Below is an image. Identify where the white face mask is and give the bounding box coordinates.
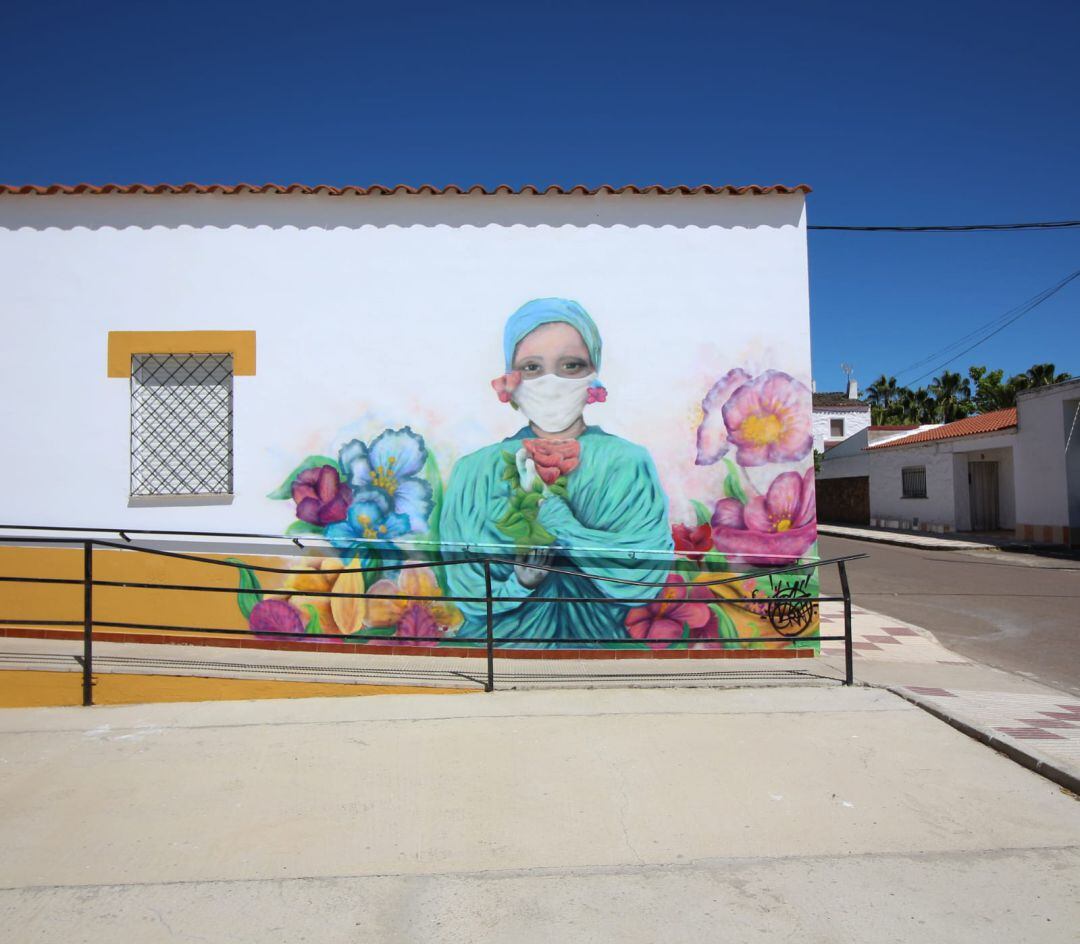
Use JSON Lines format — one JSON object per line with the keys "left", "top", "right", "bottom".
{"left": 512, "top": 372, "right": 596, "bottom": 434}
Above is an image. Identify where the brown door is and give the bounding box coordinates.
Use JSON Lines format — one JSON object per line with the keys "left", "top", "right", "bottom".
{"left": 968, "top": 461, "right": 999, "bottom": 531}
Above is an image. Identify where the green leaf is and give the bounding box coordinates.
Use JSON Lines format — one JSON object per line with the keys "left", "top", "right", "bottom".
{"left": 521, "top": 492, "right": 541, "bottom": 510}
{"left": 710, "top": 603, "right": 740, "bottom": 641}
{"left": 267, "top": 455, "right": 341, "bottom": 500}
{"left": 722, "top": 459, "right": 749, "bottom": 506}
{"left": 352, "top": 624, "right": 397, "bottom": 638}
{"left": 527, "top": 521, "right": 556, "bottom": 546}
{"left": 690, "top": 499, "right": 713, "bottom": 527}
{"left": 227, "top": 558, "right": 263, "bottom": 619}
{"left": 302, "top": 604, "right": 321, "bottom": 633}
{"left": 285, "top": 519, "right": 324, "bottom": 536}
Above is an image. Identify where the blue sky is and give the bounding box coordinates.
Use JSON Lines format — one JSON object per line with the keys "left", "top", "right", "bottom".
{"left": 2, "top": 0, "right": 1078, "bottom": 393}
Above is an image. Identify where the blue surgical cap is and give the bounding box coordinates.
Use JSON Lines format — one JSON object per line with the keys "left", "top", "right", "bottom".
{"left": 503, "top": 298, "right": 602, "bottom": 374}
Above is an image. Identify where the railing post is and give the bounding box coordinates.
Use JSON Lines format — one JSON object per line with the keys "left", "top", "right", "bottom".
{"left": 837, "top": 559, "right": 853, "bottom": 686}
{"left": 484, "top": 559, "right": 494, "bottom": 693}
{"left": 82, "top": 540, "right": 94, "bottom": 706}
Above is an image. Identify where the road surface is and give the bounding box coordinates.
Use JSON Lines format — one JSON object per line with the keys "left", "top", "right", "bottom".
{"left": 820, "top": 535, "right": 1080, "bottom": 696}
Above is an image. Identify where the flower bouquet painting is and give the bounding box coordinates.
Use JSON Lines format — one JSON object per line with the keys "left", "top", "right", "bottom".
{"left": 230, "top": 426, "right": 464, "bottom": 645}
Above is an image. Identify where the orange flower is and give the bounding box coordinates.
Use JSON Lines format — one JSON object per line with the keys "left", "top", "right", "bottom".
{"left": 366, "top": 567, "right": 463, "bottom": 645}
{"left": 284, "top": 557, "right": 368, "bottom": 635}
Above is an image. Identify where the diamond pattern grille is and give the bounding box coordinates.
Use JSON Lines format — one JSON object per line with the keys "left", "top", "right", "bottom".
{"left": 130, "top": 353, "right": 234, "bottom": 496}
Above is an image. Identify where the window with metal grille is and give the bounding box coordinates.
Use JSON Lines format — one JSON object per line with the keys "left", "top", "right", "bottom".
{"left": 901, "top": 466, "right": 927, "bottom": 499}
{"left": 130, "top": 353, "right": 234, "bottom": 497}
{"left": 830, "top": 418, "right": 844, "bottom": 437}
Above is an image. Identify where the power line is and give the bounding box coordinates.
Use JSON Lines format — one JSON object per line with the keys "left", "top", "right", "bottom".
{"left": 810, "top": 220, "right": 1080, "bottom": 232}
{"left": 902, "top": 268, "right": 1080, "bottom": 387}
{"left": 892, "top": 283, "right": 1053, "bottom": 379}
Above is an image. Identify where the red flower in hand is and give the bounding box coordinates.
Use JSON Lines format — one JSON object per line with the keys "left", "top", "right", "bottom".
{"left": 523, "top": 438, "right": 581, "bottom": 485}
{"left": 491, "top": 370, "right": 523, "bottom": 403}
{"left": 673, "top": 523, "right": 712, "bottom": 557}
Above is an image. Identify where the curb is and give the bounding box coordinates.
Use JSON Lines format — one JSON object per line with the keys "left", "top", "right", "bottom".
{"left": 887, "top": 685, "right": 1080, "bottom": 797}
{"left": 817, "top": 525, "right": 999, "bottom": 552}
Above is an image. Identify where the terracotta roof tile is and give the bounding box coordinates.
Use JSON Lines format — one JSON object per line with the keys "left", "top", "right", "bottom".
{"left": 813, "top": 391, "right": 869, "bottom": 410}
{"left": 0, "top": 182, "right": 811, "bottom": 198}
{"left": 868, "top": 409, "right": 1018, "bottom": 450}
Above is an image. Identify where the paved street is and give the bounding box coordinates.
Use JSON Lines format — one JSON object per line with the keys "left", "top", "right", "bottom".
{"left": 821, "top": 536, "right": 1080, "bottom": 697}
{"left": 2, "top": 687, "right": 1079, "bottom": 943}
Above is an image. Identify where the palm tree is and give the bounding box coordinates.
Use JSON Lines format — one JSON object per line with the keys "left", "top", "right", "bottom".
{"left": 865, "top": 374, "right": 899, "bottom": 409}
{"left": 1024, "top": 363, "right": 1071, "bottom": 387}
{"left": 930, "top": 371, "right": 972, "bottom": 422}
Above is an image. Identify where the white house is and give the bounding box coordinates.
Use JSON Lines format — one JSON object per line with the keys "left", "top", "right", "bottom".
{"left": 818, "top": 378, "right": 1080, "bottom": 544}
{"left": 0, "top": 181, "right": 824, "bottom": 652}
{"left": 811, "top": 381, "right": 871, "bottom": 453}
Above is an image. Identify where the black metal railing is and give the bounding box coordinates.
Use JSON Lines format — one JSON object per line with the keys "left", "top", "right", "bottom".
{"left": 0, "top": 526, "right": 865, "bottom": 704}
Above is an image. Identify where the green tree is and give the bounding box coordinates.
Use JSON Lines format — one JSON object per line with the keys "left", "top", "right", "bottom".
{"left": 865, "top": 374, "right": 900, "bottom": 410}
{"left": 929, "top": 371, "right": 972, "bottom": 422}
{"left": 969, "top": 366, "right": 1010, "bottom": 412}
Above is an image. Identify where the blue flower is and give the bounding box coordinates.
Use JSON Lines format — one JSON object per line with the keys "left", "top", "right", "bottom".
{"left": 325, "top": 490, "right": 411, "bottom": 557}
{"left": 339, "top": 427, "right": 432, "bottom": 533}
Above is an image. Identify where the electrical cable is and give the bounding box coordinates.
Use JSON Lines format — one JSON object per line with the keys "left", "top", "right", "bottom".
{"left": 901, "top": 268, "right": 1080, "bottom": 387}
{"left": 809, "top": 220, "right": 1080, "bottom": 232}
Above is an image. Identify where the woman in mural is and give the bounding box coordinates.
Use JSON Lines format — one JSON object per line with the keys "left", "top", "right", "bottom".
{"left": 440, "top": 297, "right": 673, "bottom": 645}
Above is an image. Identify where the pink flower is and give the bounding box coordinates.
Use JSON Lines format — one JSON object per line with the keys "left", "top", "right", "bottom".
{"left": 625, "top": 575, "right": 718, "bottom": 650}
{"left": 291, "top": 465, "right": 352, "bottom": 526}
{"left": 711, "top": 469, "right": 816, "bottom": 566}
{"left": 695, "top": 369, "right": 812, "bottom": 467}
{"left": 586, "top": 385, "right": 608, "bottom": 404}
{"left": 491, "top": 370, "right": 523, "bottom": 403}
{"left": 249, "top": 598, "right": 306, "bottom": 638}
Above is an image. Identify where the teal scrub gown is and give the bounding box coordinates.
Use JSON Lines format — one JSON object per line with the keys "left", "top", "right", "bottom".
{"left": 439, "top": 426, "right": 673, "bottom": 646}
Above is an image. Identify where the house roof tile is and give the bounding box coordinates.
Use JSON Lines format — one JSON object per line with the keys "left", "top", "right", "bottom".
{"left": 812, "top": 391, "right": 869, "bottom": 410}
{"left": 868, "top": 408, "right": 1018, "bottom": 450}
{"left": 0, "top": 182, "right": 811, "bottom": 198}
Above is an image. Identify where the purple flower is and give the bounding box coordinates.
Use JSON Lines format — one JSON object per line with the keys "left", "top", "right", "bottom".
{"left": 696, "top": 369, "right": 813, "bottom": 467}
{"left": 711, "top": 469, "right": 816, "bottom": 566}
{"left": 249, "top": 598, "right": 306, "bottom": 638}
{"left": 291, "top": 465, "right": 352, "bottom": 526}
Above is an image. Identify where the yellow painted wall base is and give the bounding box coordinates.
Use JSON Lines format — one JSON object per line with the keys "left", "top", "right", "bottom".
{"left": 0, "top": 670, "right": 472, "bottom": 708}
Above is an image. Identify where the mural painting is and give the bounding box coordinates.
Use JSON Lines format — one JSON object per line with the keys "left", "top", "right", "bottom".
{"left": 236, "top": 298, "right": 818, "bottom": 651}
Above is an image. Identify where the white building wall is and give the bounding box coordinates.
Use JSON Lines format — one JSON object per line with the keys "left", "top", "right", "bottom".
{"left": 0, "top": 191, "right": 811, "bottom": 534}
{"left": 868, "top": 430, "right": 1018, "bottom": 532}
{"left": 1013, "top": 379, "right": 1080, "bottom": 541}
{"left": 869, "top": 445, "right": 958, "bottom": 530}
{"left": 816, "top": 428, "right": 870, "bottom": 479}
{"left": 951, "top": 444, "right": 1015, "bottom": 531}
{"left": 812, "top": 408, "right": 870, "bottom": 453}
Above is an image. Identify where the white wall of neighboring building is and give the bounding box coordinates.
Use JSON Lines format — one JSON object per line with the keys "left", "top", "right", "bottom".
{"left": 0, "top": 191, "right": 811, "bottom": 534}
{"left": 867, "top": 430, "right": 1017, "bottom": 533}
{"left": 1013, "top": 379, "right": 1080, "bottom": 543}
{"left": 868, "top": 445, "right": 959, "bottom": 530}
{"left": 816, "top": 428, "right": 870, "bottom": 479}
{"left": 812, "top": 408, "right": 870, "bottom": 453}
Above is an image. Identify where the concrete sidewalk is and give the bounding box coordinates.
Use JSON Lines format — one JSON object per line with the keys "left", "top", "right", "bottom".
{"left": 818, "top": 522, "right": 1001, "bottom": 550}
{"left": 817, "top": 604, "right": 1080, "bottom": 793}
{"left": 1, "top": 686, "right": 1079, "bottom": 943}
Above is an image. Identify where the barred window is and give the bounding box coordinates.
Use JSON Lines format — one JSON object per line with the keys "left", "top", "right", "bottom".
{"left": 901, "top": 466, "right": 927, "bottom": 499}
{"left": 130, "top": 353, "right": 234, "bottom": 497}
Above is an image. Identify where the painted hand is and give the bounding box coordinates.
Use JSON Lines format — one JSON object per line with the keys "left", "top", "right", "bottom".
{"left": 514, "top": 547, "right": 553, "bottom": 589}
